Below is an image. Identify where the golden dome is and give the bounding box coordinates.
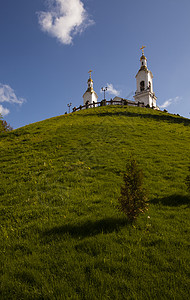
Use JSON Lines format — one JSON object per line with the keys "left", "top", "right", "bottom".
{"left": 140, "top": 55, "right": 147, "bottom": 60}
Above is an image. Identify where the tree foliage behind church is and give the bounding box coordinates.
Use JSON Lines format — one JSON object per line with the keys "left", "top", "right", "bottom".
{"left": 0, "top": 114, "right": 13, "bottom": 133}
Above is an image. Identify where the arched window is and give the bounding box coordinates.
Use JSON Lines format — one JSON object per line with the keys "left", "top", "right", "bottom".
{"left": 149, "top": 81, "right": 151, "bottom": 91}
{"left": 140, "top": 81, "right": 145, "bottom": 91}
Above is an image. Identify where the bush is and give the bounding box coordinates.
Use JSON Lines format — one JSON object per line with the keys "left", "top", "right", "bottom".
{"left": 118, "top": 157, "right": 149, "bottom": 222}
{"left": 185, "top": 166, "right": 190, "bottom": 193}
{"left": 0, "top": 115, "right": 13, "bottom": 133}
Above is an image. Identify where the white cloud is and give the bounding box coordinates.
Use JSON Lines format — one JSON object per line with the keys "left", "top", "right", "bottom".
{"left": 160, "top": 96, "right": 182, "bottom": 109}
{"left": 0, "top": 105, "right": 10, "bottom": 116}
{"left": 101, "top": 83, "right": 120, "bottom": 96}
{"left": 107, "top": 83, "right": 120, "bottom": 96}
{"left": 38, "top": 0, "right": 94, "bottom": 45}
{"left": 0, "top": 84, "right": 25, "bottom": 105}
{"left": 0, "top": 83, "right": 26, "bottom": 116}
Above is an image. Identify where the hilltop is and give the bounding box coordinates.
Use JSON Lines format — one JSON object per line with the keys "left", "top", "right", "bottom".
{"left": 0, "top": 106, "right": 190, "bottom": 299}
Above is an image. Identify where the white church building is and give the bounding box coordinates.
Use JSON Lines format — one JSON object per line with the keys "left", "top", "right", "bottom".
{"left": 134, "top": 46, "right": 157, "bottom": 108}
{"left": 83, "top": 70, "right": 98, "bottom": 106}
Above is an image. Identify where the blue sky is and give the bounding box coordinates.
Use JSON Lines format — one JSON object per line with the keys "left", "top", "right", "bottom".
{"left": 0, "top": 0, "right": 190, "bottom": 129}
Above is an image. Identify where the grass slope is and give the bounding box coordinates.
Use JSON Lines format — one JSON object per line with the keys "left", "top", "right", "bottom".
{"left": 0, "top": 106, "right": 190, "bottom": 299}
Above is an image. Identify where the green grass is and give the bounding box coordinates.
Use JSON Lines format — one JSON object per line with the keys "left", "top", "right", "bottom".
{"left": 0, "top": 106, "right": 190, "bottom": 299}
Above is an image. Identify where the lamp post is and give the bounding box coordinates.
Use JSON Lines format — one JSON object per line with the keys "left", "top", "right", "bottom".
{"left": 67, "top": 102, "right": 72, "bottom": 113}
{"left": 101, "top": 87, "right": 107, "bottom": 100}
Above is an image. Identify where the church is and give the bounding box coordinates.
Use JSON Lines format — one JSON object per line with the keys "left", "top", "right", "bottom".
{"left": 133, "top": 46, "right": 157, "bottom": 108}
{"left": 82, "top": 46, "right": 157, "bottom": 109}
{"left": 83, "top": 70, "right": 98, "bottom": 106}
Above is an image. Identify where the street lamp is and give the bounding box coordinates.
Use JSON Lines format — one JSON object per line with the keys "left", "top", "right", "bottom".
{"left": 67, "top": 102, "right": 72, "bottom": 113}
{"left": 101, "top": 87, "right": 107, "bottom": 100}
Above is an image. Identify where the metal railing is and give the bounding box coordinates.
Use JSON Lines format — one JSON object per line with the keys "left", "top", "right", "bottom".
{"left": 72, "top": 99, "right": 145, "bottom": 113}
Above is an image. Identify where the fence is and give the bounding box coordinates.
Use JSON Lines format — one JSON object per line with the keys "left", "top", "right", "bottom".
{"left": 72, "top": 99, "right": 145, "bottom": 113}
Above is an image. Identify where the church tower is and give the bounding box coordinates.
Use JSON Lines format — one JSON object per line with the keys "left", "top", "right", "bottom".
{"left": 134, "top": 46, "right": 157, "bottom": 108}
{"left": 83, "top": 70, "right": 98, "bottom": 106}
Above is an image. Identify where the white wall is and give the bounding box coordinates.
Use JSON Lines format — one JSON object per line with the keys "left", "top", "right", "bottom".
{"left": 83, "top": 91, "right": 98, "bottom": 105}
{"left": 136, "top": 70, "right": 153, "bottom": 93}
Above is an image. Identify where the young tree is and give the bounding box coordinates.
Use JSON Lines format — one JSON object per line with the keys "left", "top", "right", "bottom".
{"left": 118, "top": 157, "right": 148, "bottom": 222}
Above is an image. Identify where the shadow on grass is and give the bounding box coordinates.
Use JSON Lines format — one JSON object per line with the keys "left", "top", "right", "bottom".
{"left": 151, "top": 194, "right": 190, "bottom": 207}
{"left": 79, "top": 108, "right": 190, "bottom": 126}
{"left": 42, "top": 217, "right": 129, "bottom": 240}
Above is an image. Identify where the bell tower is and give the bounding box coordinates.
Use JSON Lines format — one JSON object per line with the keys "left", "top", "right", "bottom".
{"left": 134, "top": 46, "right": 157, "bottom": 107}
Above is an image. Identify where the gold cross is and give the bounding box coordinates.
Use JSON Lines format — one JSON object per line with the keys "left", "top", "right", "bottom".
{"left": 140, "top": 45, "right": 146, "bottom": 55}
{"left": 88, "top": 70, "right": 92, "bottom": 79}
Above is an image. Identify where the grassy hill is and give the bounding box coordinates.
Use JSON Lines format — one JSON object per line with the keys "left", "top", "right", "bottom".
{"left": 0, "top": 106, "right": 190, "bottom": 299}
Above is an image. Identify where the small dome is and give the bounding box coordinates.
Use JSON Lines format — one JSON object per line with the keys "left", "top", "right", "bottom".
{"left": 88, "top": 78, "right": 93, "bottom": 82}
{"left": 140, "top": 55, "right": 146, "bottom": 60}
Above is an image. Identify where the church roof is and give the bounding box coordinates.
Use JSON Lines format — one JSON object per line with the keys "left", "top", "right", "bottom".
{"left": 135, "top": 68, "right": 153, "bottom": 78}
{"left": 139, "top": 65, "right": 148, "bottom": 71}
{"left": 83, "top": 89, "right": 98, "bottom": 98}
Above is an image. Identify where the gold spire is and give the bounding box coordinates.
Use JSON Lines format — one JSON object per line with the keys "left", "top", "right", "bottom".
{"left": 86, "top": 69, "right": 94, "bottom": 92}
{"left": 140, "top": 45, "right": 146, "bottom": 55}
{"left": 88, "top": 70, "right": 92, "bottom": 79}
{"left": 88, "top": 69, "right": 93, "bottom": 82}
